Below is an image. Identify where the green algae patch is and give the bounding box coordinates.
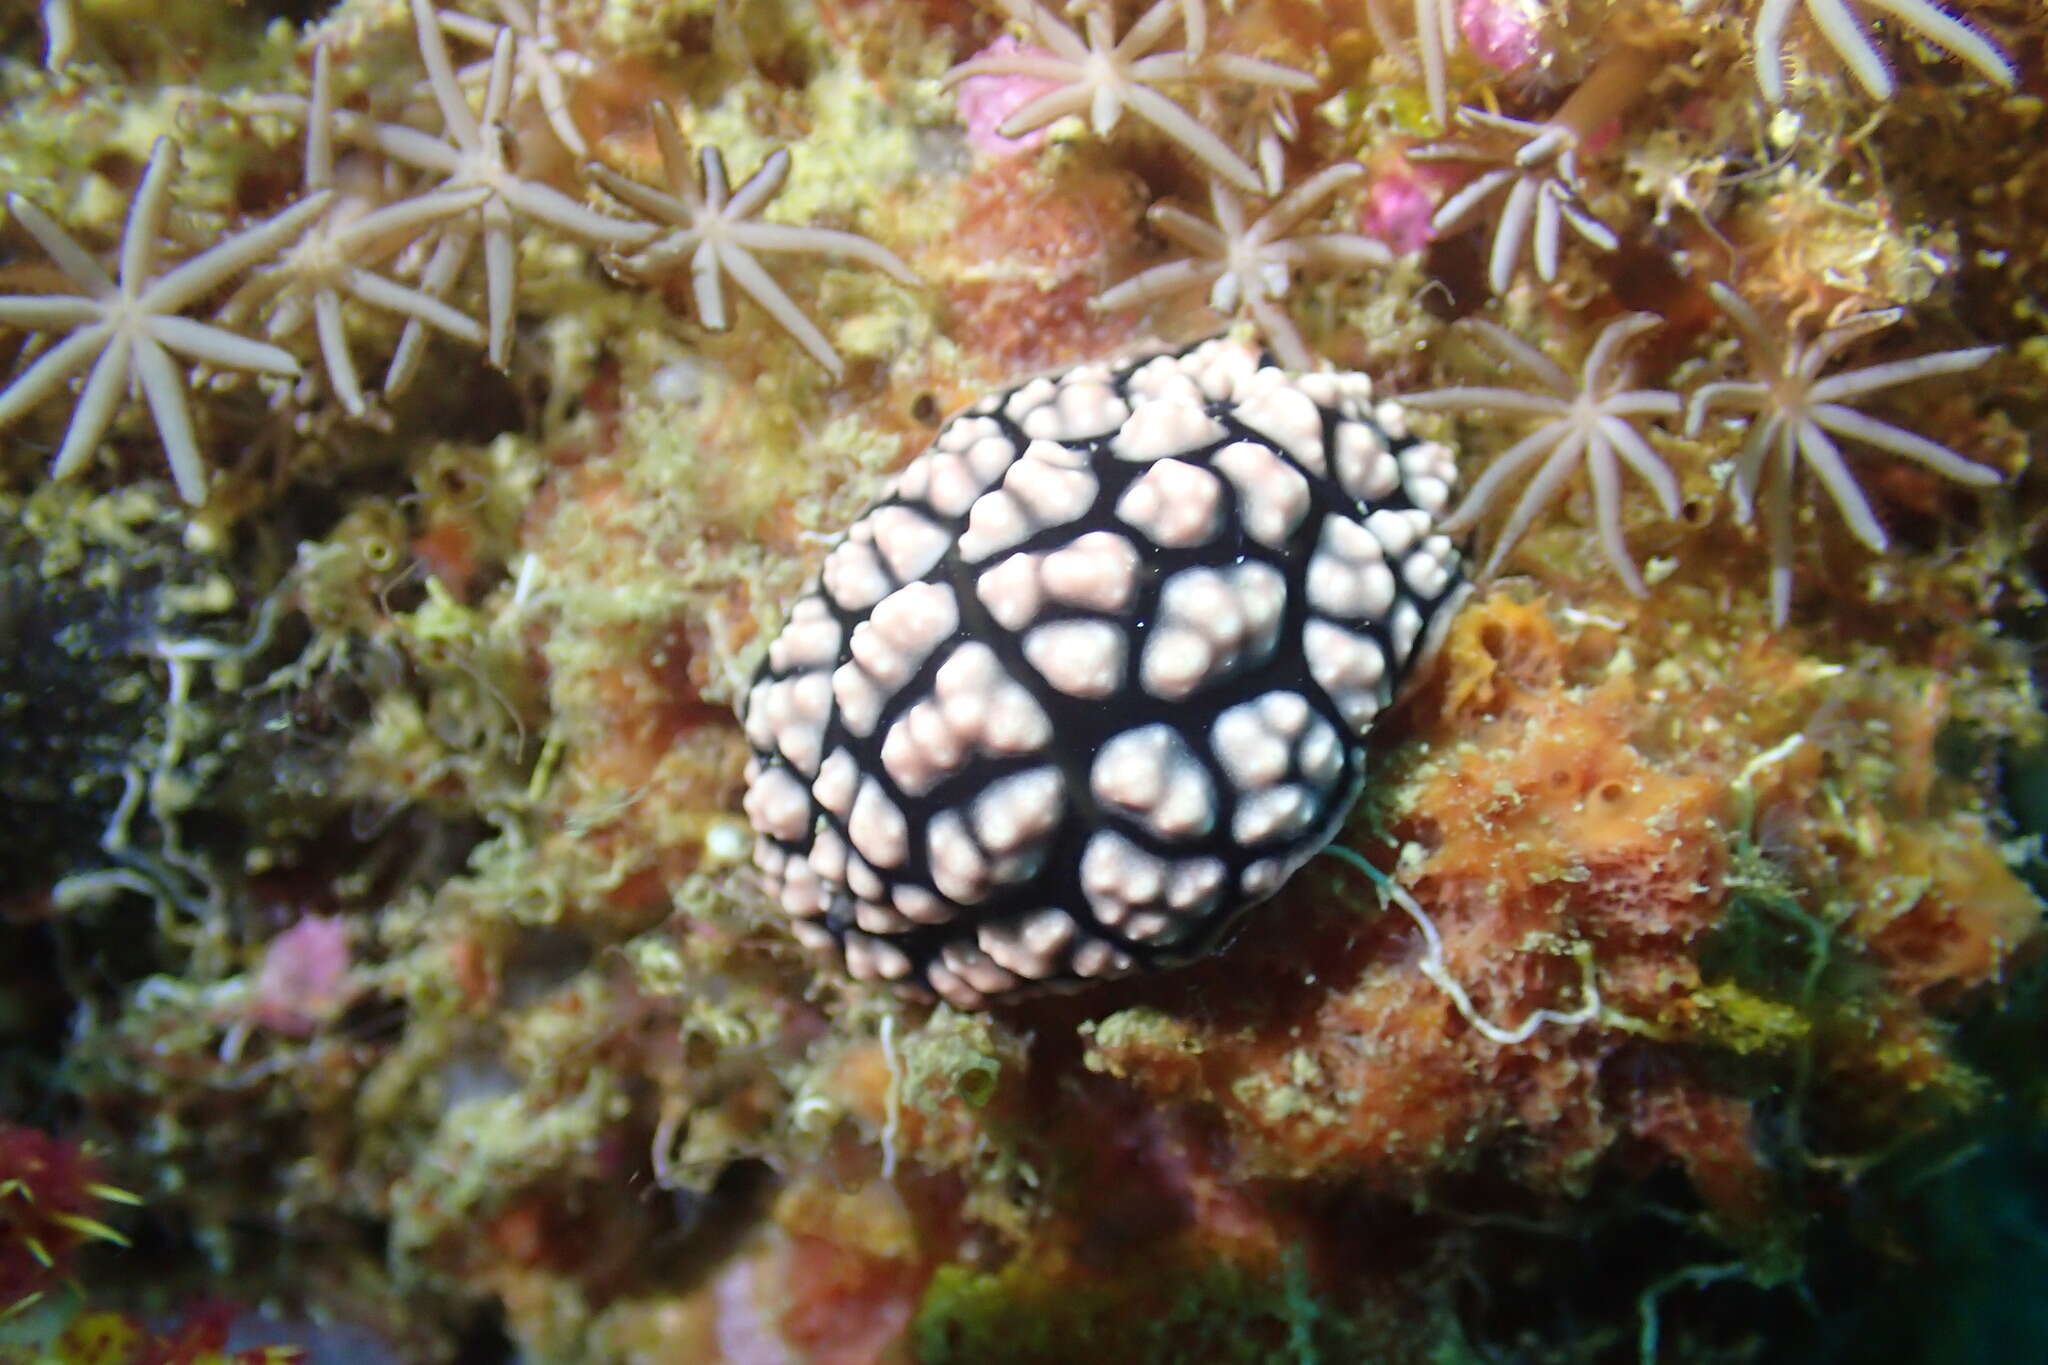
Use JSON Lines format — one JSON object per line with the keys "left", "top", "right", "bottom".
{"left": 911, "top": 1249, "right": 1393, "bottom": 1365}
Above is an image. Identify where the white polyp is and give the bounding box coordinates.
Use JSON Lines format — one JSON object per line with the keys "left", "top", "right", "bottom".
{"left": 937, "top": 415, "right": 1000, "bottom": 453}
{"left": 1115, "top": 458, "right": 1224, "bottom": 547}
{"left": 926, "top": 808, "right": 989, "bottom": 905}
{"left": 976, "top": 552, "right": 1045, "bottom": 631}
{"left": 1190, "top": 338, "right": 1260, "bottom": 402}
{"left": 1390, "top": 599, "right": 1424, "bottom": 660}
{"left": 807, "top": 826, "right": 849, "bottom": 882}
{"left": 955, "top": 490, "right": 1032, "bottom": 564}
{"left": 1400, "top": 440, "right": 1459, "bottom": 513}
{"left": 830, "top": 659, "right": 886, "bottom": 737}
{"left": 822, "top": 535, "right": 893, "bottom": 611}
{"left": 1212, "top": 439, "right": 1312, "bottom": 547}
{"left": 1071, "top": 939, "right": 1133, "bottom": 979}
{"left": 1334, "top": 420, "right": 1399, "bottom": 501}
{"left": 742, "top": 765, "right": 811, "bottom": 841}
{"left": 1023, "top": 619, "right": 1127, "bottom": 697}
{"left": 1365, "top": 506, "right": 1429, "bottom": 558}
{"left": 1212, "top": 699, "right": 1292, "bottom": 790}
{"left": 767, "top": 595, "right": 841, "bottom": 672}
{"left": 1403, "top": 543, "right": 1455, "bottom": 598}
{"left": 1126, "top": 354, "right": 1208, "bottom": 407}
{"left": 965, "top": 434, "right": 1020, "bottom": 484}
{"left": 857, "top": 581, "right": 959, "bottom": 683}
{"left": 1231, "top": 381, "right": 1327, "bottom": 473}
{"left": 1003, "top": 451, "right": 1098, "bottom": 526}
{"left": 1024, "top": 379, "right": 1130, "bottom": 441}
{"left": 880, "top": 701, "right": 960, "bottom": 797}
{"left": 978, "top": 906, "right": 1079, "bottom": 979}
{"left": 941, "top": 940, "right": 1022, "bottom": 997}
{"left": 1091, "top": 723, "right": 1215, "bottom": 840}
{"left": 811, "top": 747, "right": 862, "bottom": 817}
{"left": 848, "top": 777, "right": 910, "bottom": 868}
{"left": 846, "top": 854, "right": 886, "bottom": 904}
{"left": 1297, "top": 717, "right": 1344, "bottom": 786}
{"left": 1039, "top": 530, "right": 1140, "bottom": 612}
{"left": 1002, "top": 375, "right": 1057, "bottom": 425}
{"left": 779, "top": 859, "right": 832, "bottom": 917}
{"left": 1139, "top": 625, "right": 1216, "bottom": 700}
{"left": 1110, "top": 394, "right": 1227, "bottom": 461}
{"left": 1232, "top": 783, "right": 1313, "bottom": 844}
{"left": 894, "top": 882, "right": 953, "bottom": 924}
{"left": 971, "top": 765, "right": 1064, "bottom": 857}
{"left": 868, "top": 504, "right": 952, "bottom": 582}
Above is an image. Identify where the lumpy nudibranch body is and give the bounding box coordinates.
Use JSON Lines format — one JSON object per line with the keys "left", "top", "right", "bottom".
{"left": 742, "top": 338, "right": 1464, "bottom": 1007}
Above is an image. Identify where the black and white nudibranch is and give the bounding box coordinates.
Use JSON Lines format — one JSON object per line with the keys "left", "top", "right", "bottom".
{"left": 741, "top": 338, "right": 1464, "bottom": 1008}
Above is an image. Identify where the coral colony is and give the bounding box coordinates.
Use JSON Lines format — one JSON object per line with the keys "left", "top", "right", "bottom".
{"left": 585, "top": 100, "right": 920, "bottom": 380}
{"left": 0, "top": 141, "right": 330, "bottom": 502}
{"left": 1094, "top": 165, "right": 1392, "bottom": 371}
{"left": 3, "top": 0, "right": 2044, "bottom": 1359}
{"left": 1406, "top": 313, "right": 1681, "bottom": 593}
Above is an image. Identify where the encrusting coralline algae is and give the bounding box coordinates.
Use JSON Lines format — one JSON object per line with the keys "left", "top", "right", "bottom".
{"left": 2, "top": 0, "right": 2046, "bottom": 1362}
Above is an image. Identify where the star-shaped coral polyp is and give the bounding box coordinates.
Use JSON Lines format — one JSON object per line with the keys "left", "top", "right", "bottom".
{"left": 223, "top": 40, "right": 490, "bottom": 418}
{"left": 347, "top": 0, "right": 650, "bottom": 379}
{"left": 1685, "top": 283, "right": 1999, "bottom": 625}
{"left": 438, "top": 0, "right": 597, "bottom": 158}
{"left": 1751, "top": 0, "right": 2015, "bottom": 104}
{"left": 0, "top": 137, "right": 330, "bottom": 503}
{"left": 1095, "top": 165, "right": 1389, "bottom": 371}
{"left": 1414, "top": 108, "right": 1617, "bottom": 297}
{"left": 941, "top": 0, "right": 1315, "bottom": 196}
{"left": 1408, "top": 313, "right": 1683, "bottom": 594}
{"left": 587, "top": 101, "right": 918, "bottom": 378}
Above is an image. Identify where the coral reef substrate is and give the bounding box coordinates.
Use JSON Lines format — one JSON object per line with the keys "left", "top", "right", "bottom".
{"left": 2, "top": 0, "right": 2046, "bottom": 1362}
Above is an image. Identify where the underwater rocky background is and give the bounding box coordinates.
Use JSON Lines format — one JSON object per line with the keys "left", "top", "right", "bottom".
{"left": 2, "top": 0, "right": 2046, "bottom": 1361}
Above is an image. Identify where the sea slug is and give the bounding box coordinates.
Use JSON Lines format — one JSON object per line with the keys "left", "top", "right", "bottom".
{"left": 742, "top": 338, "right": 1464, "bottom": 1007}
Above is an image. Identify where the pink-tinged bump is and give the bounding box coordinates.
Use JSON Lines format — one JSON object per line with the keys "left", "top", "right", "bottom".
{"left": 1458, "top": 0, "right": 1544, "bottom": 73}
{"left": 1358, "top": 159, "right": 1442, "bottom": 255}
{"left": 955, "top": 37, "right": 1060, "bottom": 158}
